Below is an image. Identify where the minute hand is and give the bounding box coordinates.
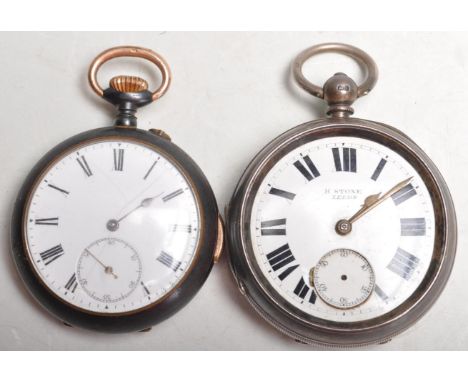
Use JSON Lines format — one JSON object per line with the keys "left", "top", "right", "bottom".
{"left": 348, "top": 176, "right": 413, "bottom": 224}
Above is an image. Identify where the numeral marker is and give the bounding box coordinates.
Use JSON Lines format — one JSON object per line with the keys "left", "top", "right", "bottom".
{"left": 113, "top": 148, "right": 124, "bottom": 171}
{"left": 266, "top": 243, "right": 294, "bottom": 270}
{"left": 269, "top": 187, "right": 296, "bottom": 201}
{"left": 64, "top": 273, "right": 78, "bottom": 294}
{"left": 391, "top": 184, "right": 417, "bottom": 205}
{"left": 76, "top": 155, "right": 92, "bottom": 177}
{"left": 387, "top": 247, "right": 420, "bottom": 280}
{"left": 332, "top": 147, "right": 357, "bottom": 172}
{"left": 162, "top": 189, "right": 184, "bottom": 203}
{"left": 35, "top": 217, "right": 59, "bottom": 226}
{"left": 261, "top": 218, "right": 286, "bottom": 236}
{"left": 47, "top": 184, "right": 69, "bottom": 195}
{"left": 374, "top": 284, "right": 388, "bottom": 301}
{"left": 39, "top": 244, "right": 64, "bottom": 265}
{"left": 293, "top": 277, "right": 317, "bottom": 304}
{"left": 293, "top": 277, "right": 309, "bottom": 299}
{"left": 371, "top": 158, "right": 387, "bottom": 181}
{"left": 141, "top": 281, "right": 151, "bottom": 296}
{"left": 171, "top": 224, "right": 192, "bottom": 233}
{"left": 157, "top": 251, "right": 181, "bottom": 272}
{"left": 293, "top": 155, "right": 320, "bottom": 181}
{"left": 400, "top": 218, "right": 426, "bottom": 236}
{"left": 143, "top": 159, "right": 158, "bottom": 180}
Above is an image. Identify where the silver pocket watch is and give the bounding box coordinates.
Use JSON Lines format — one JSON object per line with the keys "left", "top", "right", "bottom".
{"left": 227, "top": 43, "right": 457, "bottom": 346}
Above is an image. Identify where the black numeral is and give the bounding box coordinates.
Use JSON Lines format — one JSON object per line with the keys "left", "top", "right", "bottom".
{"left": 371, "top": 158, "right": 387, "bottom": 181}
{"left": 76, "top": 155, "right": 92, "bottom": 177}
{"left": 293, "top": 155, "right": 320, "bottom": 181}
{"left": 162, "top": 189, "right": 184, "bottom": 203}
{"left": 374, "top": 284, "right": 388, "bottom": 301}
{"left": 141, "top": 281, "right": 151, "bottom": 296}
{"left": 265, "top": 244, "right": 299, "bottom": 281}
{"left": 332, "top": 147, "right": 356, "bottom": 172}
{"left": 269, "top": 187, "right": 296, "bottom": 201}
{"left": 143, "top": 159, "right": 158, "bottom": 180}
{"left": 171, "top": 224, "right": 192, "bottom": 233}
{"left": 64, "top": 273, "right": 78, "bottom": 294}
{"left": 293, "top": 277, "right": 317, "bottom": 304}
{"left": 39, "top": 244, "right": 64, "bottom": 265}
{"left": 35, "top": 217, "right": 59, "bottom": 226}
{"left": 261, "top": 218, "right": 286, "bottom": 236}
{"left": 47, "top": 184, "right": 69, "bottom": 195}
{"left": 113, "top": 148, "right": 124, "bottom": 171}
{"left": 400, "top": 218, "right": 426, "bottom": 236}
{"left": 392, "top": 184, "right": 417, "bottom": 205}
{"left": 157, "top": 251, "right": 181, "bottom": 272}
{"left": 387, "top": 247, "right": 420, "bottom": 280}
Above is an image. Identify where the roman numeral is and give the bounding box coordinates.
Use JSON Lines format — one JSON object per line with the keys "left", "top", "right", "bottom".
{"left": 39, "top": 244, "right": 64, "bottom": 265}
{"left": 387, "top": 247, "right": 420, "bottom": 280}
{"left": 391, "top": 184, "right": 416, "bottom": 205}
{"left": 332, "top": 147, "right": 357, "bottom": 172}
{"left": 371, "top": 158, "right": 387, "bottom": 181}
{"left": 400, "top": 218, "right": 426, "bottom": 236}
{"left": 64, "top": 273, "right": 78, "bottom": 294}
{"left": 143, "top": 159, "right": 158, "bottom": 180}
{"left": 76, "top": 155, "right": 92, "bottom": 177}
{"left": 35, "top": 217, "right": 59, "bottom": 226}
{"left": 374, "top": 284, "right": 388, "bottom": 301}
{"left": 162, "top": 189, "right": 184, "bottom": 202}
{"left": 269, "top": 187, "right": 296, "bottom": 201}
{"left": 141, "top": 281, "right": 151, "bottom": 296}
{"left": 265, "top": 243, "right": 299, "bottom": 281}
{"left": 293, "top": 277, "right": 317, "bottom": 304}
{"left": 293, "top": 155, "right": 320, "bottom": 181}
{"left": 261, "top": 218, "right": 286, "bottom": 236}
{"left": 157, "top": 251, "right": 181, "bottom": 272}
{"left": 113, "top": 148, "right": 124, "bottom": 171}
{"left": 47, "top": 184, "right": 69, "bottom": 195}
{"left": 171, "top": 224, "right": 192, "bottom": 233}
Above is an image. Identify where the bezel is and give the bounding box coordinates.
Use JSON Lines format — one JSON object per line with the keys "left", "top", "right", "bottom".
{"left": 11, "top": 126, "right": 219, "bottom": 333}
{"left": 227, "top": 117, "right": 457, "bottom": 346}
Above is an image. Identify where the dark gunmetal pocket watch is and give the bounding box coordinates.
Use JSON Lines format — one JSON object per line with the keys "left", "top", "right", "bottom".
{"left": 227, "top": 43, "right": 457, "bottom": 346}
{"left": 11, "top": 46, "right": 223, "bottom": 333}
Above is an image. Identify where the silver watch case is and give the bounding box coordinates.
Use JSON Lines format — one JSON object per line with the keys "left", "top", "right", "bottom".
{"left": 226, "top": 117, "right": 457, "bottom": 347}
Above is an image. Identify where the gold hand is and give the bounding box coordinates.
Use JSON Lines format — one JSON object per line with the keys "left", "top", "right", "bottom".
{"left": 335, "top": 176, "right": 413, "bottom": 235}
{"left": 85, "top": 249, "right": 118, "bottom": 279}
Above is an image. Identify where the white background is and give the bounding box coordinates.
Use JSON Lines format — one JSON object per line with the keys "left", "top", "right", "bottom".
{"left": 0, "top": 32, "right": 466, "bottom": 350}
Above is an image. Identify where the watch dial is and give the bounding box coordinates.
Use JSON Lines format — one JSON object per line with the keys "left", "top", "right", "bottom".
{"left": 250, "top": 135, "right": 435, "bottom": 322}
{"left": 25, "top": 138, "right": 200, "bottom": 314}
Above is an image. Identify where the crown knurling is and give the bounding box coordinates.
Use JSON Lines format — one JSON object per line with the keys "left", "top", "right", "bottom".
{"left": 109, "top": 75, "right": 149, "bottom": 93}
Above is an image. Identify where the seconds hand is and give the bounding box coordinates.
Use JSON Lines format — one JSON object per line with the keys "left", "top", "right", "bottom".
{"left": 85, "top": 249, "right": 118, "bottom": 279}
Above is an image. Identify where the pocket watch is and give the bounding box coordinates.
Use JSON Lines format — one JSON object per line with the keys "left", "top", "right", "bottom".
{"left": 227, "top": 43, "right": 457, "bottom": 346}
{"left": 11, "top": 46, "right": 223, "bottom": 333}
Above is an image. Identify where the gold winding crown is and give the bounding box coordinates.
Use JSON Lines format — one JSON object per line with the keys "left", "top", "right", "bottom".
{"left": 109, "top": 75, "right": 149, "bottom": 93}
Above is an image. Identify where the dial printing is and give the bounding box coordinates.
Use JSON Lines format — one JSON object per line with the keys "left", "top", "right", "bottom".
{"left": 25, "top": 139, "right": 200, "bottom": 314}
{"left": 250, "top": 136, "right": 435, "bottom": 322}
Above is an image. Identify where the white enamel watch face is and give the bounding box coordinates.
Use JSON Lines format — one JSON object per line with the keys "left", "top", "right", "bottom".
{"left": 250, "top": 135, "right": 436, "bottom": 323}
{"left": 24, "top": 138, "right": 200, "bottom": 314}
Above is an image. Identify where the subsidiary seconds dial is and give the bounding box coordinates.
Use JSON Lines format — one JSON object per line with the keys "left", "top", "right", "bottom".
{"left": 312, "top": 248, "right": 375, "bottom": 309}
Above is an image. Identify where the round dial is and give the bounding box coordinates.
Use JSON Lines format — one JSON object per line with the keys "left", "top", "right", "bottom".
{"left": 250, "top": 135, "right": 435, "bottom": 322}
{"left": 312, "top": 248, "right": 375, "bottom": 309}
{"left": 24, "top": 138, "right": 200, "bottom": 314}
{"left": 77, "top": 238, "right": 142, "bottom": 304}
